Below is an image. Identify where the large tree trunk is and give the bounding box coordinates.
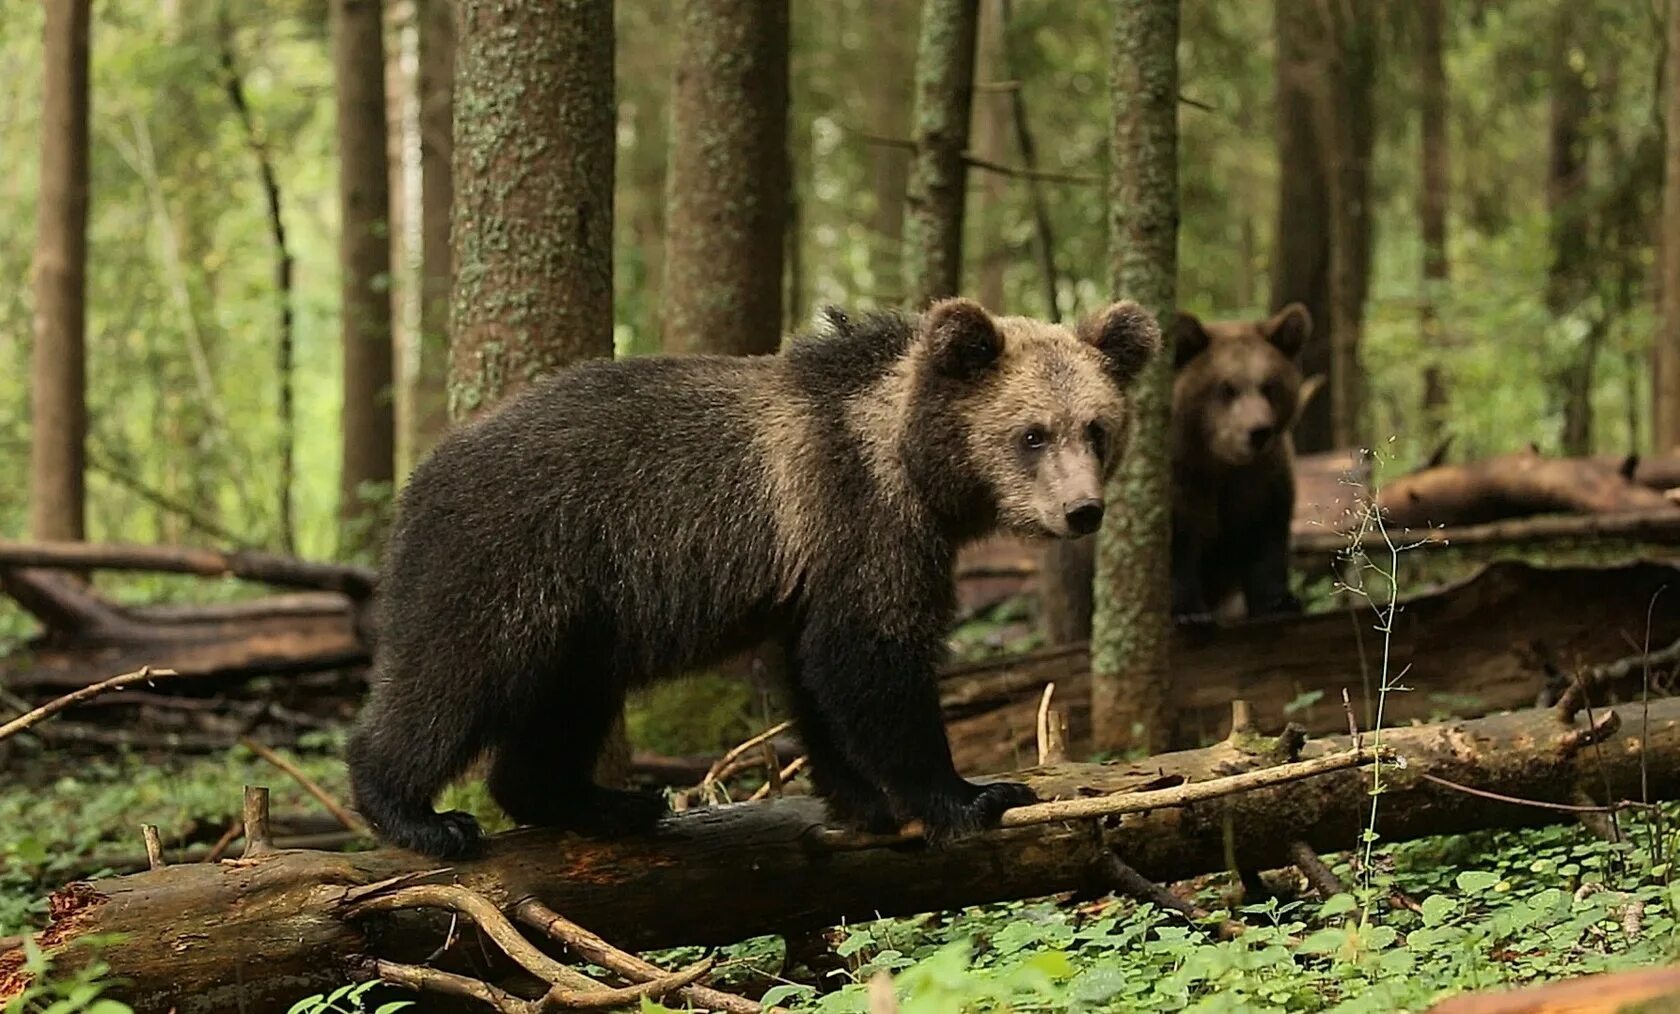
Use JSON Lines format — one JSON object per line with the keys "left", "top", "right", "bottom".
{"left": 1656, "top": 0, "right": 1680, "bottom": 452}
{"left": 970, "top": 0, "right": 1009, "bottom": 312}
{"left": 333, "top": 0, "right": 397, "bottom": 555}
{"left": 9, "top": 698, "right": 1679, "bottom": 1014}
{"left": 1270, "top": 0, "right": 1374, "bottom": 452}
{"left": 30, "top": 0, "right": 92, "bottom": 543}
{"left": 410, "top": 0, "right": 452, "bottom": 458}
{"left": 1546, "top": 6, "right": 1594, "bottom": 456}
{"left": 661, "top": 0, "right": 789, "bottom": 356}
{"left": 903, "top": 0, "right": 981, "bottom": 306}
{"left": 1091, "top": 0, "right": 1178, "bottom": 755}
{"left": 1418, "top": 0, "right": 1450, "bottom": 444}
{"left": 866, "top": 0, "right": 918, "bottom": 303}
{"left": 449, "top": 0, "right": 614, "bottom": 418}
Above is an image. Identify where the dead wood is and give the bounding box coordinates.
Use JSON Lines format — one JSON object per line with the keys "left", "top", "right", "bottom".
{"left": 1427, "top": 962, "right": 1680, "bottom": 1013}
{"left": 1367, "top": 450, "right": 1677, "bottom": 530}
{"left": 8, "top": 697, "right": 1680, "bottom": 1014}
{"left": 0, "top": 665, "right": 179, "bottom": 743}
{"left": 0, "top": 539, "right": 377, "bottom": 597}
{"left": 940, "top": 560, "right": 1680, "bottom": 771}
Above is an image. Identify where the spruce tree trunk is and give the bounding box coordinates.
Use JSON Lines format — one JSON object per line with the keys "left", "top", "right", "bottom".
{"left": 903, "top": 0, "right": 981, "bottom": 307}
{"left": 29, "top": 0, "right": 92, "bottom": 543}
{"left": 1655, "top": 0, "right": 1680, "bottom": 452}
{"left": 1091, "top": 0, "right": 1178, "bottom": 755}
{"left": 661, "top": 0, "right": 789, "bottom": 356}
{"left": 449, "top": 0, "right": 614, "bottom": 416}
{"left": 412, "top": 0, "right": 452, "bottom": 458}
{"left": 867, "top": 0, "right": 918, "bottom": 304}
{"left": 333, "top": 0, "right": 397, "bottom": 554}
{"left": 971, "top": 0, "right": 1009, "bottom": 312}
{"left": 1545, "top": 6, "right": 1594, "bottom": 456}
{"left": 1418, "top": 0, "right": 1450, "bottom": 445}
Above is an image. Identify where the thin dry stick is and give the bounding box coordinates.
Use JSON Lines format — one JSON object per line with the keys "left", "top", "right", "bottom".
{"left": 141, "top": 825, "right": 165, "bottom": 871}
{"left": 369, "top": 960, "right": 533, "bottom": 1014}
{"left": 701, "top": 720, "right": 795, "bottom": 786}
{"left": 516, "top": 898, "right": 770, "bottom": 1014}
{"left": 748, "top": 756, "right": 808, "bottom": 803}
{"left": 1101, "top": 851, "right": 1244, "bottom": 940}
{"left": 203, "top": 818, "right": 243, "bottom": 863}
{"left": 0, "top": 665, "right": 179, "bottom": 742}
{"left": 814, "top": 748, "right": 1383, "bottom": 849}
{"left": 346, "top": 884, "right": 603, "bottom": 991}
{"left": 1415, "top": 771, "right": 1659, "bottom": 815}
{"left": 1287, "top": 840, "right": 1345, "bottom": 900}
{"left": 1558, "top": 709, "right": 1622, "bottom": 755}
{"left": 1035, "top": 682, "right": 1067, "bottom": 765}
{"left": 237, "top": 735, "right": 365, "bottom": 832}
{"left": 241, "top": 785, "right": 274, "bottom": 858}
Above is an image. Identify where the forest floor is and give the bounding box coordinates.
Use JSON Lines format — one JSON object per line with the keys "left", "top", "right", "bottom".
{"left": 6, "top": 568, "right": 1680, "bottom": 1011}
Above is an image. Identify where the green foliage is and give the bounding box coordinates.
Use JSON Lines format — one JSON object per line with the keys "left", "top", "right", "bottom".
{"left": 286, "top": 980, "right": 410, "bottom": 1014}
{"left": 2, "top": 937, "right": 132, "bottom": 1014}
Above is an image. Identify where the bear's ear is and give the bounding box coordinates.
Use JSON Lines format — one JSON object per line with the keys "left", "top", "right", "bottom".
{"left": 1080, "top": 300, "right": 1163, "bottom": 387}
{"left": 1263, "top": 302, "right": 1311, "bottom": 359}
{"left": 1170, "top": 310, "right": 1211, "bottom": 370}
{"left": 923, "top": 297, "right": 1002, "bottom": 379}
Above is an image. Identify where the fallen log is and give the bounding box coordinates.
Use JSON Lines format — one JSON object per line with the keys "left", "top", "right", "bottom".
{"left": 6, "top": 697, "right": 1680, "bottom": 1014}
{"left": 0, "top": 539, "right": 377, "bottom": 597}
{"left": 940, "top": 560, "right": 1680, "bottom": 771}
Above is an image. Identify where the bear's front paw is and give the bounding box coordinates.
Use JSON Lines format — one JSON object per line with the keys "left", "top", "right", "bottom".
{"left": 919, "top": 779, "right": 1038, "bottom": 844}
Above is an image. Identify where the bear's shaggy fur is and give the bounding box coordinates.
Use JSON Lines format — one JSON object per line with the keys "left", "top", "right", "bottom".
{"left": 1169, "top": 303, "right": 1311, "bottom": 623}
{"left": 346, "top": 298, "right": 1161, "bottom": 858}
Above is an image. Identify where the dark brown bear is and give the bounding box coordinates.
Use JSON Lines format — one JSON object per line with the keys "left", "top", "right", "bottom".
{"left": 346, "top": 297, "right": 1161, "bottom": 858}
{"left": 1170, "top": 304, "right": 1311, "bottom": 623}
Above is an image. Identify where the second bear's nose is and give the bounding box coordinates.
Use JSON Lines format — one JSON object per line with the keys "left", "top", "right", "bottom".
{"left": 1248, "top": 425, "right": 1275, "bottom": 450}
{"left": 1065, "top": 499, "right": 1104, "bottom": 535}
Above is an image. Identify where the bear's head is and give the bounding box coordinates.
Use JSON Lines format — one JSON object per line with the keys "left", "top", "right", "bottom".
{"left": 906, "top": 297, "right": 1160, "bottom": 540}
{"left": 1171, "top": 304, "right": 1310, "bottom": 469}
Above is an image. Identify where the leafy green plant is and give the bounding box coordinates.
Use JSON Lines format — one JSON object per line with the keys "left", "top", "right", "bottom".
{"left": 286, "top": 981, "right": 410, "bottom": 1014}
{"left": 2, "top": 938, "right": 131, "bottom": 1014}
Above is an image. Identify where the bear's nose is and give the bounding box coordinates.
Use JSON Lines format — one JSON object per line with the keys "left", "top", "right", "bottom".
{"left": 1248, "top": 425, "right": 1275, "bottom": 450}
{"left": 1065, "top": 499, "right": 1104, "bottom": 536}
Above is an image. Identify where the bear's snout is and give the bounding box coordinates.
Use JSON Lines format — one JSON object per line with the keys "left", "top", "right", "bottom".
{"left": 1064, "top": 499, "right": 1104, "bottom": 536}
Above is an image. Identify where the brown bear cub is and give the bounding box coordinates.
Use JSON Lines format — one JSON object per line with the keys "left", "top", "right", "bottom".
{"left": 1170, "top": 304, "right": 1311, "bottom": 624}
{"left": 346, "top": 298, "right": 1162, "bottom": 858}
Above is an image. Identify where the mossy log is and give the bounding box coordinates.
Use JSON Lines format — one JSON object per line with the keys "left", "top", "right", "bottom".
{"left": 6, "top": 697, "right": 1680, "bottom": 1014}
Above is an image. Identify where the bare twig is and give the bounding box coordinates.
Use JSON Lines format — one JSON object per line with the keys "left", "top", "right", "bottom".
{"left": 241, "top": 785, "right": 274, "bottom": 858}
{"left": 368, "top": 960, "right": 533, "bottom": 1013}
{"left": 1035, "top": 682, "right": 1067, "bottom": 765}
{"left": 1287, "top": 840, "right": 1345, "bottom": 900}
{"left": 962, "top": 152, "right": 1102, "bottom": 185}
{"left": 747, "top": 756, "right": 808, "bottom": 802}
{"left": 0, "top": 665, "right": 179, "bottom": 743}
{"left": 702, "top": 720, "right": 795, "bottom": 787}
{"left": 1101, "top": 851, "right": 1244, "bottom": 939}
{"left": 516, "top": 898, "right": 769, "bottom": 1014}
{"left": 347, "top": 884, "right": 601, "bottom": 991}
{"left": 141, "top": 825, "right": 165, "bottom": 871}
{"left": 1558, "top": 709, "right": 1622, "bottom": 756}
{"left": 1556, "top": 635, "right": 1680, "bottom": 722}
{"left": 203, "top": 818, "right": 243, "bottom": 863}
{"left": 813, "top": 748, "right": 1385, "bottom": 849}
{"left": 237, "top": 736, "right": 365, "bottom": 832}
{"left": 1415, "top": 771, "right": 1658, "bottom": 815}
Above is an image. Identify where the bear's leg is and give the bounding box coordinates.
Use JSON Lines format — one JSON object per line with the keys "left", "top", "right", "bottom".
{"left": 346, "top": 669, "right": 488, "bottom": 859}
{"left": 792, "top": 620, "right": 1037, "bottom": 843}
{"left": 486, "top": 671, "right": 666, "bottom": 837}
{"left": 1240, "top": 517, "right": 1302, "bottom": 618}
{"left": 1170, "top": 527, "right": 1215, "bottom": 625}
{"left": 783, "top": 683, "right": 898, "bottom": 834}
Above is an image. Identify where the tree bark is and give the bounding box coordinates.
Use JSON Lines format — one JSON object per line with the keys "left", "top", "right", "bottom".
{"left": 661, "top": 0, "right": 789, "bottom": 356}
{"left": 1655, "top": 0, "right": 1680, "bottom": 452}
{"left": 29, "top": 0, "right": 92, "bottom": 543}
{"left": 411, "top": 0, "right": 453, "bottom": 457}
{"left": 333, "top": 0, "right": 397, "bottom": 555}
{"left": 1090, "top": 0, "right": 1178, "bottom": 755}
{"left": 970, "top": 0, "right": 1009, "bottom": 312}
{"left": 10, "top": 697, "right": 1680, "bottom": 1014}
{"left": 1546, "top": 6, "right": 1594, "bottom": 456}
{"left": 449, "top": 0, "right": 614, "bottom": 421}
{"left": 903, "top": 0, "right": 981, "bottom": 306}
{"left": 1270, "top": 0, "right": 1374, "bottom": 452}
{"left": 1418, "top": 0, "right": 1450, "bottom": 446}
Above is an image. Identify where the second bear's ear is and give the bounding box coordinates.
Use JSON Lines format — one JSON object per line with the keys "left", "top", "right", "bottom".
{"left": 924, "top": 297, "right": 1002, "bottom": 379}
{"left": 1080, "top": 300, "right": 1162, "bottom": 387}
{"left": 1263, "top": 302, "right": 1311, "bottom": 359}
{"left": 1171, "top": 311, "right": 1211, "bottom": 370}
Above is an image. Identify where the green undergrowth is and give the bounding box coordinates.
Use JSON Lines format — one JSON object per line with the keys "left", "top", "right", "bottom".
{"left": 643, "top": 814, "right": 1680, "bottom": 1012}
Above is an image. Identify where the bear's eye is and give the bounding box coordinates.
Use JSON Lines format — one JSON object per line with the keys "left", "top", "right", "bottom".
{"left": 1020, "top": 426, "right": 1050, "bottom": 452}
{"left": 1218, "top": 381, "right": 1239, "bottom": 402}
{"left": 1085, "top": 421, "right": 1107, "bottom": 455}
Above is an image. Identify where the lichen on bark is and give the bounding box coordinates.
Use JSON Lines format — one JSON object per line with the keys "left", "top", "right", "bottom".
{"left": 902, "top": 0, "right": 980, "bottom": 307}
